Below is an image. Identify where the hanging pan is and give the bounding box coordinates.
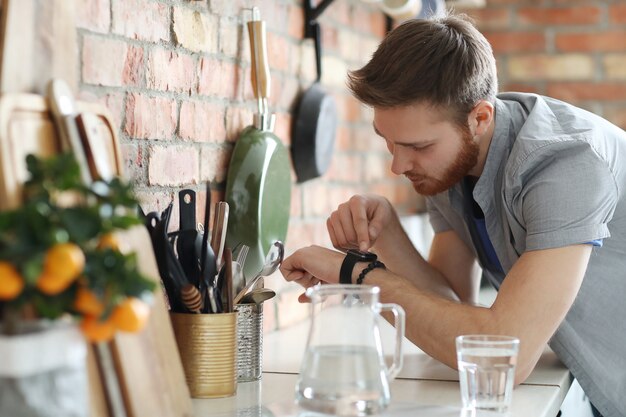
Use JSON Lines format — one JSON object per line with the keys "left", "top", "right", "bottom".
{"left": 292, "top": 14, "right": 337, "bottom": 183}
{"left": 224, "top": 8, "right": 291, "bottom": 282}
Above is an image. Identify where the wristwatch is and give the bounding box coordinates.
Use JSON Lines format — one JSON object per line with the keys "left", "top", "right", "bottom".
{"left": 339, "top": 249, "right": 378, "bottom": 284}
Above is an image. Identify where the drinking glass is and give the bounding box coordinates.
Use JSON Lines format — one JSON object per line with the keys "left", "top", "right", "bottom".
{"left": 455, "top": 335, "right": 520, "bottom": 412}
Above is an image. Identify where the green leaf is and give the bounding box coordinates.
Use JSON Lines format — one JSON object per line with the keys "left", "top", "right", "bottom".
{"left": 59, "top": 207, "right": 103, "bottom": 243}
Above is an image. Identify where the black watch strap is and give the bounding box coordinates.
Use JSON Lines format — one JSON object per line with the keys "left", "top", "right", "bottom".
{"left": 339, "top": 250, "right": 377, "bottom": 284}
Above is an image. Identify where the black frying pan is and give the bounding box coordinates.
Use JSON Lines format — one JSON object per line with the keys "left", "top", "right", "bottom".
{"left": 292, "top": 19, "right": 337, "bottom": 183}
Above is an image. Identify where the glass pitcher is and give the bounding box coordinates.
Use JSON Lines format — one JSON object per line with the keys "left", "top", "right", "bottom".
{"left": 295, "top": 284, "right": 405, "bottom": 416}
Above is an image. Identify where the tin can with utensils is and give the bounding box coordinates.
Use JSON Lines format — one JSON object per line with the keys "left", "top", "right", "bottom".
{"left": 170, "top": 312, "right": 237, "bottom": 398}
{"left": 234, "top": 303, "right": 263, "bottom": 382}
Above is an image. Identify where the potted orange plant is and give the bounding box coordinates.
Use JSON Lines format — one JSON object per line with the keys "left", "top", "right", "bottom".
{"left": 0, "top": 152, "right": 155, "bottom": 416}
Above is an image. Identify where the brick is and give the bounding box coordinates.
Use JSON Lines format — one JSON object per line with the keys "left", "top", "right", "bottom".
{"left": 258, "top": 1, "right": 289, "bottom": 31}
{"left": 465, "top": 8, "right": 511, "bottom": 30}
{"left": 342, "top": 95, "right": 362, "bottom": 123}
{"left": 111, "top": 0, "right": 169, "bottom": 43}
{"left": 350, "top": 6, "right": 372, "bottom": 34}
{"left": 501, "top": 83, "right": 542, "bottom": 94}
{"left": 120, "top": 142, "right": 144, "bottom": 182}
{"left": 604, "top": 54, "right": 626, "bottom": 80}
{"left": 483, "top": 0, "right": 534, "bottom": 4}
{"left": 208, "top": 0, "right": 251, "bottom": 15}
{"left": 552, "top": 0, "right": 600, "bottom": 4}
{"left": 179, "top": 100, "right": 226, "bottom": 142}
{"left": 369, "top": 9, "right": 388, "bottom": 38}
{"left": 276, "top": 77, "right": 300, "bottom": 111}
{"left": 352, "top": 126, "right": 387, "bottom": 153}
{"left": 198, "top": 58, "right": 238, "bottom": 99}
{"left": 517, "top": 6, "right": 601, "bottom": 26}
{"left": 321, "top": 25, "right": 339, "bottom": 54}
{"left": 200, "top": 146, "right": 230, "bottom": 183}
{"left": 219, "top": 16, "right": 242, "bottom": 58}
{"left": 322, "top": 55, "right": 348, "bottom": 88}
{"left": 124, "top": 93, "right": 177, "bottom": 139}
{"left": 326, "top": 154, "right": 362, "bottom": 183}
{"left": 556, "top": 31, "right": 626, "bottom": 52}
{"left": 335, "top": 126, "right": 351, "bottom": 151}
{"left": 364, "top": 153, "right": 391, "bottom": 182}
{"left": 300, "top": 42, "right": 317, "bottom": 82}
{"left": 484, "top": 32, "right": 546, "bottom": 54}
{"left": 609, "top": 4, "right": 626, "bottom": 24}
{"left": 82, "top": 36, "right": 128, "bottom": 87}
{"left": 273, "top": 283, "right": 310, "bottom": 329}
{"left": 289, "top": 185, "right": 302, "bottom": 218}
{"left": 302, "top": 182, "right": 332, "bottom": 217}
{"left": 96, "top": 92, "right": 125, "bottom": 134}
{"left": 604, "top": 105, "right": 626, "bottom": 130}
{"left": 225, "top": 106, "right": 254, "bottom": 142}
{"left": 122, "top": 46, "right": 144, "bottom": 87}
{"left": 273, "top": 112, "right": 292, "bottom": 147}
{"left": 267, "top": 32, "right": 290, "bottom": 72}
{"left": 148, "top": 145, "right": 199, "bottom": 186}
{"left": 146, "top": 48, "right": 196, "bottom": 94}
{"left": 338, "top": 30, "right": 362, "bottom": 63}
{"left": 288, "top": 4, "right": 305, "bottom": 39}
{"left": 508, "top": 54, "right": 593, "bottom": 81}
{"left": 371, "top": 182, "right": 413, "bottom": 205}
{"left": 332, "top": 0, "right": 351, "bottom": 28}
{"left": 76, "top": 0, "right": 110, "bottom": 33}
{"left": 135, "top": 190, "right": 175, "bottom": 216}
{"left": 172, "top": 6, "right": 218, "bottom": 53}
{"left": 547, "top": 82, "right": 626, "bottom": 102}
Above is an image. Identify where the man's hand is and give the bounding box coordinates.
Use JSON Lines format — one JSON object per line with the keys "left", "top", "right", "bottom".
{"left": 327, "top": 194, "right": 397, "bottom": 251}
{"left": 279, "top": 246, "right": 345, "bottom": 302}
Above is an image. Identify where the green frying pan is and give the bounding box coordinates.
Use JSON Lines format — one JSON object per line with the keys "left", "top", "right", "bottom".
{"left": 224, "top": 8, "right": 291, "bottom": 282}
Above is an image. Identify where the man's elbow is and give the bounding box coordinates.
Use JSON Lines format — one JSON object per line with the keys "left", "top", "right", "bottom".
{"left": 513, "top": 358, "right": 536, "bottom": 386}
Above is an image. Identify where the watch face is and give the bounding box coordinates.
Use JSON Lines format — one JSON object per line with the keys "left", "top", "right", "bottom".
{"left": 347, "top": 249, "right": 377, "bottom": 261}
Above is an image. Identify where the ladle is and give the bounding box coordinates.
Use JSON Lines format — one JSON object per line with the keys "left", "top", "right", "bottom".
{"left": 234, "top": 241, "right": 283, "bottom": 304}
{"left": 239, "top": 288, "right": 276, "bottom": 305}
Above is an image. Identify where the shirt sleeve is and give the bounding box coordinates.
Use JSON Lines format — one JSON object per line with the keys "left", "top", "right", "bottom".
{"left": 511, "top": 140, "right": 618, "bottom": 251}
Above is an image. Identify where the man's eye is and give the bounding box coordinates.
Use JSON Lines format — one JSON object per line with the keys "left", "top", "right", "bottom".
{"left": 411, "top": 144, "right": 431, "bottom": 151}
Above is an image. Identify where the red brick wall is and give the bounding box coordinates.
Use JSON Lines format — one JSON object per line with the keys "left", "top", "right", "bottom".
{"left": 75, "top": 0, "right": 626, "bottom": 331}
{"left": 462, "top": 0, "right": 626, "bottom": 127}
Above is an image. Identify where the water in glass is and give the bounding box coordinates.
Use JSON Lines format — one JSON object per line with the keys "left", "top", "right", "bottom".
{"left": 458, "top": 346, "right": 517, "bottom": 411}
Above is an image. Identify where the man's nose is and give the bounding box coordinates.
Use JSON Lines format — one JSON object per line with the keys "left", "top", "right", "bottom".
{"left": 390, "top": 148, "right": 412, "bottom": 175}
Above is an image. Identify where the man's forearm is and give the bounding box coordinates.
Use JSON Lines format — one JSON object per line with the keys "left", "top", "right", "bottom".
{"left": 371, "top": 217, "right": 459, "bottom": 300}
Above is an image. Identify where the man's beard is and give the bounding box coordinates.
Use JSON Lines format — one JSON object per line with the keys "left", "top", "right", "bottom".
{"left": 409, "top": 127, "right": 479, "bottom": 196}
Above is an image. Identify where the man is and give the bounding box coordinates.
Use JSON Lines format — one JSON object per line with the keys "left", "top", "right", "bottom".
{"left": 280, "top": 13, "right": 626, "bottom": 417}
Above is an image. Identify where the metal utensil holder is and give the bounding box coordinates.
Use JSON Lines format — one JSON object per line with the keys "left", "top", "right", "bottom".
{"left": 234, "top": 303, "right": 263, "bottom": 382}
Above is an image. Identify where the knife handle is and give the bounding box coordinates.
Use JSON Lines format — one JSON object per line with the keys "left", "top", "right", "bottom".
{"left": 247, "top": 13, "right": 270, "bottom": 101}
{"left": 46, "top": 79, "right": 93, "bottom": 186}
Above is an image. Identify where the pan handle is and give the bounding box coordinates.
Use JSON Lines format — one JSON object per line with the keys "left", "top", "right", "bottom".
{"left": 247, "top": 8, "right": 270, "bottom": 111}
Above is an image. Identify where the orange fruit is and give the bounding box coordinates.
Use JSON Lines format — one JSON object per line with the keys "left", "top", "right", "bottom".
{"left": 0, "top": 261, "right": 24, "bottom": 300}
{"left": 73, "top": 286, "right": 105, "bottom": 317}
{"left": 97, "top": 233, "right": 120, "bottom": 252}
{"left": 36, "top": 271, "right": 73, "bottom": 295}
{"left": 37, "top": 243, "right": 85, "bottom": 295}
{"left": 80, "top": 316, "right": 115, "bottom": 342}
{"left": 110, "top": 297, "right": 150, "bottom": 333}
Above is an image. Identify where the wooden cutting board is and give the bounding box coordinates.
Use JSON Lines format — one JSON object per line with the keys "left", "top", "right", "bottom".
{"left": 0, "top": 93, "right": 193, "bottom": 417}
{"left": 0, "top": 0, "right": 78, "bottom": 95}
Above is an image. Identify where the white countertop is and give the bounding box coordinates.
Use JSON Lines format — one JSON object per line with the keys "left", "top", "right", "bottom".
{"left": 193, "top": 311, "right": 572, "bottom": 417}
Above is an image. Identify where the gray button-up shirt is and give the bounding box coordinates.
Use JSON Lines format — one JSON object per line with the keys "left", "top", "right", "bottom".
{"left": 426, "top": 93, "right": 626, "bottom": 417}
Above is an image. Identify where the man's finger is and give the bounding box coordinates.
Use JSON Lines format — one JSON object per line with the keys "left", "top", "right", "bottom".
{"left": 349, "top": 196, "right": 371, "bottom": 251}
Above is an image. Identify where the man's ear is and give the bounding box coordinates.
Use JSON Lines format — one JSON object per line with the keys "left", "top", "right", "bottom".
{"left": 468, "top": 100, "right": 495, "bottom": 136}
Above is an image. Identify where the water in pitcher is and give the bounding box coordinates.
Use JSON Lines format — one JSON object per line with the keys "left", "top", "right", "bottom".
{"left": 296, "top": 345, "right": 390, "bottom": 416}
{"left": 458, "top": 347, "right": 517, "bottom": 411}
